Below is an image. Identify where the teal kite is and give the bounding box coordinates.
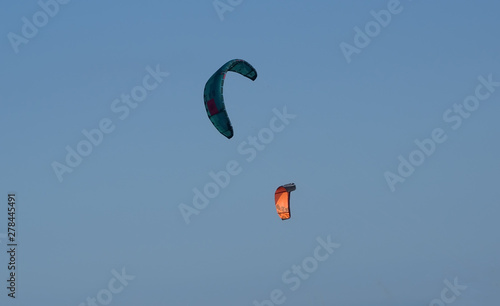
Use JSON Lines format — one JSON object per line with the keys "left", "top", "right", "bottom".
{"left": 204, "top": 59, "right": 257, "bottom": 139}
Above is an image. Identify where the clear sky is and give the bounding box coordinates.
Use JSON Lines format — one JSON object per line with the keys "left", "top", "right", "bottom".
{"left": 1, "top": 1, "right": 500, "bottom": 305}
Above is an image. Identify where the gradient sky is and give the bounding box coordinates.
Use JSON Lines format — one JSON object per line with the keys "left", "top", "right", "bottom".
{"left": 1, "top": 1, "right": 500, "bottom": 305}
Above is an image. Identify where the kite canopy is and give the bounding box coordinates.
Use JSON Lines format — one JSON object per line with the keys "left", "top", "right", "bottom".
{"left": 274, "top": 183, "right": 296, "bottom": 220}
{"left": 203, "top": 59, "right": 257, "bottom": 139}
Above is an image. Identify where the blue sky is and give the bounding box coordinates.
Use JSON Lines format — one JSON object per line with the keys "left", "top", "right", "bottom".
{"left": 1, "top": 0, "right": 500, "bottom": 305}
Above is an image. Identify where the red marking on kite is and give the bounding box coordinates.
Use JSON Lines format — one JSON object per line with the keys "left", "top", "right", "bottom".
{"left": 207, "top": 98, "right": 218, "bottom": 115}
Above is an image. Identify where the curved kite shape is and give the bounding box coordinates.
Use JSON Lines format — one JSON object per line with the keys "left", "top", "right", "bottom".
{"left": 275, "top": 183, "right": 296, "bottom": 220}
{"left": 203, "top": 59, "right": 257, "bottom": 139}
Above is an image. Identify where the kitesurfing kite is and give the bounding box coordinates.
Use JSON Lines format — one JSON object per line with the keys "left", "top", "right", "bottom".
{"left": 274, "top": 183, "right": 296, "bottom": 220}
{"left": 203, "top": 59, "right": 257, "bottom": 139}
